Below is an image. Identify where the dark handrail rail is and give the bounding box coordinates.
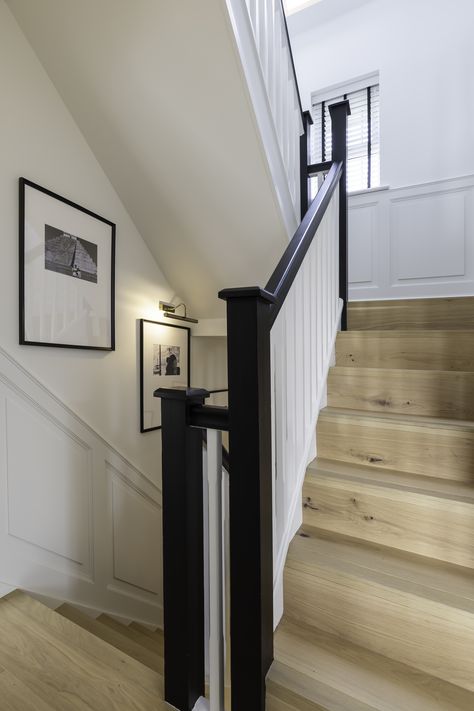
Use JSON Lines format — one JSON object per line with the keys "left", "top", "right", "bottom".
{"left": 219, "top": 161, "right": 343, "bottom": 325}
{"left": 266, "top": 161, "right": 343, "bottom": 325}
{"left": 307, "top": 160, "right": 334, "bottom": 176}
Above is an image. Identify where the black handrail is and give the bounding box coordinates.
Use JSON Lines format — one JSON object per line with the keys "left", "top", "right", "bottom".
{"left": 308, "top": 160, "right": 334, "bottom": 176}
{"left": 219, "top": 162, "right": 342, "bottom": 327}
{"left": 266, "top": 161, "right": 343, "bottom": 324}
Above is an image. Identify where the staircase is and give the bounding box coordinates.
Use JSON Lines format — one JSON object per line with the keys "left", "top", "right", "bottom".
{"left": 267, "top": 296, "right": 474, "bottom": 711}
{"left": 0, "top": 590, "right": 166, "bottom": 710}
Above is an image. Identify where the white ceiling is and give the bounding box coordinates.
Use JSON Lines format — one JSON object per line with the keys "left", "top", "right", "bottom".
{"left": 7, "top": 0, "right": 289, "bottom": 317}
{"left": 283, "top": 0, "right": 324, "bottom": 16}
{"left": 287, "top": 0, "right": 376, "bottom": 32}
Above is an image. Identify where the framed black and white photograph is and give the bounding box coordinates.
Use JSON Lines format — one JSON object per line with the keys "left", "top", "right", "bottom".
{"left": 19, "top": 178, "right": 115, "bottom": 350}
{"left": 140, "top": 319, "right": 190, "bottom": 432}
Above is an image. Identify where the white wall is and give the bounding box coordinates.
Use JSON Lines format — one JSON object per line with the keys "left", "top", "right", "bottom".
{"left": 0, "top": 1, "right": 175, "bottom": 620}
{"left": 289, "top": 0, "right": 474, "bottom": 188}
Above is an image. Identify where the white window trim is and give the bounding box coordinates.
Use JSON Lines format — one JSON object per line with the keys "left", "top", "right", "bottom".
{"left": 311, "top": 71, "right": 379, "bottom": 106}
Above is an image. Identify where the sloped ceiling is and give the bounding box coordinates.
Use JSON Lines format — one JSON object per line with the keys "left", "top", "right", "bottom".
{"left": 7, "top": 0, "right": 289, "bottom": 317}
{"left": 287, "top": 0, "right": 375, "bottom": 32}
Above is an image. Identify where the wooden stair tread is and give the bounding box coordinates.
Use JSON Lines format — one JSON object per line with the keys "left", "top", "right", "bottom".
{"left": 321, "top": 406, "right": 474, "bottom": 431}
{"left": 97, "top": 615, "right": 164, "bottom": 659}
{"left": 284, "top": 530, "right": 474, "bottom": 690}
{"left": 348, "top": 296, "right": 474, "bottom": 330}
{"left": 318, "top": 407, "right": 474, "bottom": 482}
{"left": 309, "top": 458, "right": 474, "bottom": 502}
{"left": 130, "top": 621, "right": 164, "bottom": 646}
{"left": 287, "top": 528, "right": 474, "bottom": 613}
{"left": 0, "top": 664, "right": 57, "bottom": 711}
{"left": 327, "top": 366, "right": 474, "bottom": 420}
{"left": 303, "top": 461, "right": 474, "bottom": 568}
{"left": 57, "top": 603, "right": 163, "bottom": 674}
{"left": 0, "top": 592, "right": 165, "bottom": 710}
{"left": 269, "top": 618, "right": 474, "bottom": 711}
{"left": 336, "top": 330, "right": 474, "bottom": 371}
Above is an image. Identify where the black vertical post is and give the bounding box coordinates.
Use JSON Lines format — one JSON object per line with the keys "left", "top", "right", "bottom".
{"left": 154, "top": 387, "right": 208, "bottom": 711}
{"left": 300, "top": 110, "right": 313, "bottom": 219}
{"left": 218, "top": 286, "right": 276, "bottom": 711}
{"left": 329, "top": 100, "right": 351, "bottom": 331}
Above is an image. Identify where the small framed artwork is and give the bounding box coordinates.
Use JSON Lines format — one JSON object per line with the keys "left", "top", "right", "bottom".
{"left": 140, "top": 319, "right": 190, "bottom": 432}
{"left": 19, "top": 178, "right": 115, "bottom": 350}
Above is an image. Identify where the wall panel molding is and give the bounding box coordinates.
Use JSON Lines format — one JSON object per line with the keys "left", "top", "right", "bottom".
{"left": 0, "top": 344, "right": 163, "bottom": 625}
{"left": 349, "top": 174, "right": 474, "bottom": 300}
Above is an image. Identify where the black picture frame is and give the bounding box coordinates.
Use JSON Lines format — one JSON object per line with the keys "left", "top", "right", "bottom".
{"left": 19, "top": 177, "right": 116, "bottom": 350}
{"left": 139, "top": 319, "right": 191, "bottom": 432}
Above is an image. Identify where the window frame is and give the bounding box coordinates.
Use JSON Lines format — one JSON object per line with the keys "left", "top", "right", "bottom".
{"left": 311, "top": 72, "right": 380, "bottom": 192}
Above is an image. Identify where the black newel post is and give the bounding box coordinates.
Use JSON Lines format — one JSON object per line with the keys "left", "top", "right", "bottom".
{"left": 218, "top": 286, "right": 275, "bottom": 711}
{"left": 300, "top": 109, "right": 313, "bottom": 219}
{"left": 329, "top": 100, "right": 351, "bottom": 330}
{"left": 154, "top": 386, "right": 208, "bottom": 711}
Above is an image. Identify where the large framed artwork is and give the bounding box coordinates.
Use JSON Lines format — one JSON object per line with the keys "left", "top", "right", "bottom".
{"left": 19, "top": 178, "right": 116, "bottom": 350}
{"left": 140, "top": 319, "right": 190, "bottom": 432}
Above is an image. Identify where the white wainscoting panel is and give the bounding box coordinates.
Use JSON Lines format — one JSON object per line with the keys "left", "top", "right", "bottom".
{"left": 349, "top": 174, "right": 474, "bottom": 300}
{"left": 110, "top": 468, "right": 162, "bottom": 597}
{"left": 348, "top": 201, "right": 378, "bottom": 285}
{"left": 0, "top": 345, "right": 162, "bottom": 625}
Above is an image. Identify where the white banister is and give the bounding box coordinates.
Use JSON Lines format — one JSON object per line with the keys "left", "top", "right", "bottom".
{"left": 270, "top": 185, "right": 342, "bottom": 623}
{"left": 207, "top": 429, "right": 225, "bottom": 711}
{"left": 225, "top": 0, "right": 303, "bottom": 235}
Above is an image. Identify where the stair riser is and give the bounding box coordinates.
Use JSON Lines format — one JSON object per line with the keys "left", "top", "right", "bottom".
{"left": 328, "top": 368, "right": 474, "bottom": 420}
{"left": 317, "top": 415, "right": 474, "bottom": 482}
{"left": 303, "top": 478, "right": 474, "bottom": 568}
{"left": 348, "top": 297, "right": 474, "bottom": 331}
{"left": 336, "top": 332, "right": 474, "bottom": 371}
{"left": 284, "top": 565, "right": 474, "bottom": 692}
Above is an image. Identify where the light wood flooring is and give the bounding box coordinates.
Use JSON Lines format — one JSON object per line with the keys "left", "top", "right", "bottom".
{"left": 0, "top": 590, "right": 168, "bottom": 710}
{"left": 267, "top": 297, "right": 474, "bottom": 710}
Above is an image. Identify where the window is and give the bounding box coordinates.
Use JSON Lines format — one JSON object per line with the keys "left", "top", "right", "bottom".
{"left": 311, "top": 75, "right": 380, "bottom": 192}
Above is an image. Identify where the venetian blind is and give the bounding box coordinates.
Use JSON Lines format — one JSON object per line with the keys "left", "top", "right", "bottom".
{"left": 311, "top": 84, "right": 380, "bottom": 192}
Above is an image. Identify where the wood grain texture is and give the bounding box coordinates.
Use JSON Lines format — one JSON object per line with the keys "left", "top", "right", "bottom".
{"left": 57, "top": 604, "right": 163, "bottom": 673}
{"left": 303, "top": 466, "right": 474, "bottom": 568}
{"left": 317, "top": 407, "right": 474, "bottom": 482}
{"left": 5, "top": 591, "right": 162, "bottom": 692}
{"left": 284, "top": 533, "right": 474, "bottom": 692}
{"left": 348, "top": 296, "right": 474, "bottom": 330}
{"left": 0, "top": 666, "right": 56, "bottom": 711}
{"left": 336, "top": 330, "right": 474, "bottom": 371}
{"left": 328, "top": 366, "right": 474, "bottom": 419}
{"left": 0, "top": 594, "right": 167, "bottom": 711}
{"left": 269, "top": 618, "right": 474, "bottom": 710}
{"left": 97, "top": 615, "right": 164, "bottom": 660}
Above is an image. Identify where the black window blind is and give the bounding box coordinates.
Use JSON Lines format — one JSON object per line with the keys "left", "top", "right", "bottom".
{"left": 311, "top": 84, "right": 380, "bottom": 192}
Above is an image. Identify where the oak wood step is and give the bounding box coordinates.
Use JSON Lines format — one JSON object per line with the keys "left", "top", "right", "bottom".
{"left": 129, "top": 622, "right": 165, "bottom": 654}
{"left": 336, "top": 330, "right": 474, "bottom": 371}
{"left": 348, "top": 296, "right": 474, "bottom": 331}
{"left": 57, "top": 603, "right": 163, "bottom": 674}
{"left": 303, "top": 460, "right": 474, "bottom": 568}
{"left": 327, "top": 366, "right": 474, "bottom": 419}
{"left": 267, "top": 617, "right": 474, "bottom": 710}
{"left": 317, "top": 407, "right": 474, "bottom": 482}
{"left": 97, "top": 615, "right": 164, "bottom": 661}
{"left": 284, "top": 530, "right": 474, "bottom": 691}
{"left": 0, "top": 591, "right": 165, "bottom": 710}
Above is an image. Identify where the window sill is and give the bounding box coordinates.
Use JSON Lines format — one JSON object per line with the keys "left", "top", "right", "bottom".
{"left": 348, "top": 185, "right": 390, "bottom": 197}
